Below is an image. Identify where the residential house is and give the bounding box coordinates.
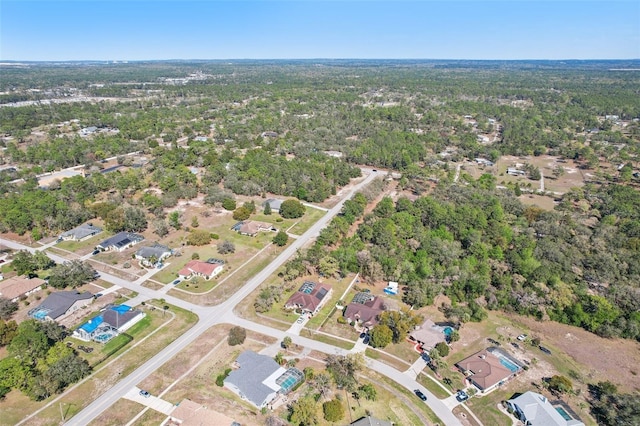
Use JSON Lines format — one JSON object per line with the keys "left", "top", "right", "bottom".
{"left": 59, "top": 223, "right": 102, "bottom": 242}
{"left": 284, "top": 281, "right": 333, "bottom": 315}
{"left": 178, "top": 259, "right": 224, "bottom": 281}
{"left": 0, "top": 276, "right": 45, "bottom": 302}
{"left": 135, "top": 243, "right": 172, "bottom": 267}
{"left": 475, "top": 158, "right": 494, "bottom": 167}
{"left": 96, "top": 232, "right": 144, "bottom": 252}
{"left": 343, "top": 292, "right": 386, "bottom": 330}
{"left": 28, "top": 290, "right": 93, "bottom": 322}
{"left": 507, "top": 391, "right": 584, "bottom": 426}
{"left": 455, "top": 347, "right": 524, "bottom": 393}
{"left": 74, "top": 304, "right": 145, "bottom": 342}
{"left": 224, "top": 351, "right": 304, "bottom": 409}
{"left": 234, "top": 220, "right": 277, "bottom": 237}
{"left": 409, "top": 319, "right": 447, "bottom": 351}
{"left": 262, "top": 198, "right": 284, "bottom": 212}
{"left": 162, "top": 399, "right": 238, "bottom": 426}
{"left": 350, "top": 416, "right": 393, "bottom": 426}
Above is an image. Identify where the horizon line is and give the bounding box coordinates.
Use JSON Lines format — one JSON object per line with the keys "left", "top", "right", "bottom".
{"left": 2, "top": 58, "right": 640, "bottom": 63}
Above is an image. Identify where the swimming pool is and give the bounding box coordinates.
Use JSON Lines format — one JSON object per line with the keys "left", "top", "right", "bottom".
{"left": 555, "top": 406, "right": 572, "bottom": 421}
{"left": 94, "top": 333, "right": 114, "bottom": 343}
{"left": 443, "top": 327, "right": 453, "bottom": 337}
{"left": 499, "top": 357, "right": 520, "bottom": 372}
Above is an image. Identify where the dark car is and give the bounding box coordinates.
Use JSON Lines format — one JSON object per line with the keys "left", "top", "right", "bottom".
{"left": 414, "top": 389, "right": 427, "bottom": 401}
{"left": 456, "top": 390, "right": 469, "bottom": 402}
{"left": 539, "top": 346, "right": 552, "bottom": 355}
{"left": 360, "top": 332, "right": 366, "bottom": 339}
{"left": 172, "top": 279, "right": 181, "bottom": 285}
{"left": 92, "top": 249, "right": 100, "bottom": 256}
{"left": 363, "top": 335, "right": 370, "bottom": 345}
{"left": 139, "top": 390, "right": 150, "bottom": 398}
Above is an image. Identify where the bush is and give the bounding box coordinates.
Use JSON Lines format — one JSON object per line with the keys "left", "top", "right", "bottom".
{"left": 435, "top": 341, "right": 450, "bottom": 357}
{"left": 187, "top": 229, "right": 211, "bottom": 246}
{"left": 279, "top": 199, "right": 306, "bottom": 219}
{"left": 228, "top": 326, "right": 246, "bottom": 346}
{"left": 215, "top": 368, "right": 232, "bottom": 387}
{"left": 233, "top": 206, "right": 251, "bottom": 221}
{"left": 217, "top": 240, "right": 235, "bottom": 254}
{"left": 211, "top": 233, "right": 219, "bottom": 240}
{"left": 323, "top": 399, "right": 344, "bottom": 422}
{"left": 222, "top": 198, "right": 236, "bottom": 211}
{"left": 337, "top": 316, "right": 347, "bottom": 324}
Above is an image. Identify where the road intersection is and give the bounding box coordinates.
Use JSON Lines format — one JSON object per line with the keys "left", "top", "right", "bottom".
{"left": 3, "top": 170, "right": 475, "bottom": 426}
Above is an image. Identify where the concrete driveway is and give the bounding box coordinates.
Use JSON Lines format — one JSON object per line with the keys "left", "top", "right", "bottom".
{"left": 123, "top": 387, "right": 175, "bottom": 415}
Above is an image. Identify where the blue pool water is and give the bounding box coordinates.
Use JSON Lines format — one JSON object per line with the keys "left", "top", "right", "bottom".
{"left": 32, "top": 310, "right": 48, "bottom": 320}
{"left": 443, "top": 327, "right": 453, "bottom": 337}
{"left": 555, "top": 407, "right": 572, "bottom": 421}
{"left": 94, "top": 333, "right": 113, "bottom": 343}
{"left": 499, "top": 357, "right": 520, "bottom": 372}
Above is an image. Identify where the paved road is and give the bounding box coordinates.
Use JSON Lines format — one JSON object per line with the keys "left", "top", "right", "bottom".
{"left": 3, "top": 170, "right": 465, "bottom": 426}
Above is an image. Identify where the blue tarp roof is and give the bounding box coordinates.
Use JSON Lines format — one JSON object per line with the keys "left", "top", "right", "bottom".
{"left": 79, "top": 315, "right": 103, "bottom": 333}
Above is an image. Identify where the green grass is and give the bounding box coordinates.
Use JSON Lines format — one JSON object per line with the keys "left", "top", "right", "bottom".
{"left": 377, "top": 375, "right": 444, "bottom": 425}
{"left": 287, "top": 207, "right": 326, "bottom": 235}
{"left": 417, "top": 373, "right": 451, "bottom": 399}
{"left": 300, "top": 329, "right": 354, "bottom": 350}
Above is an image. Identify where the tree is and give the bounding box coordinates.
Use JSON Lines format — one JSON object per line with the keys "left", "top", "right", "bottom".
{"left": 168, "top": 211, "right": 182, "bottom": 230}
{"left": 222, "top": 198, "right": 237, "bottom": 211}
{"left": 435, "top": 341, "right": 450, "bottom": 357}
{"left": 369, "top": 324, "right": 393, "bottom": 348}
{"left": 323, "top": 399, "right": 344, "bottom": 422}
{"left": 448, "top": 329, "right": 460, "bottom": 343}
{"left": 547, "top": 375, "right": 572, "bottom": 395}
{"left": 358, "top": 383, "right": 377, "bottom": 401}
{"left": 233, "top": 206, "right": 251, "bottom": 221}
{"left": 152, "top": 219, "right": 169, "bottom": 237}
{"left": 273, "top": 231, "right": 289, "bottom": 247}
{"left": 313, "top": 372, "right": 331, "bottom": 400}
{"left": 326, "top": 353, "right": 363, "bottom": 391}
{"left": 123, "top": 207, "right": 148, "bottom": 232}
{"left": 0, "top": 319, "right": 18, "bottom": 346}
{"left": 227, "top": 326, "right": 246, "bottom": 346}
{"left": 264, "top": 202, "right": 272, "bottom": 215}
{"left": 190, "top": 216, "right": 199, "bottom": 228}
{"left": 282, "top": 336, "right": 292, "bottom": 349}
{"left": 289, "top": 395, "right": 318, "bottom": 426}
{"left": 217, "top": 240, "right": 235, "bottom": 254}
{"left": 47, "top": 260, "right": 96, "bottom": 289}
{"left": 280, "top": 199, "right": 306, "bottom": 219}
{"left": 186, "top": 229, "right": 211, "bottom": 246}
{"left": 0, "top": 298, "right": 19, "bottom": 320}
{"left": 11, "top": 250, "right": 37, "bottom": 275}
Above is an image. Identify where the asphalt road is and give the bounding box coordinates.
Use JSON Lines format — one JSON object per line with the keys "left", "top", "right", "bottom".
{"left": 3, "top": 169, "right": 464, "bottom": 426}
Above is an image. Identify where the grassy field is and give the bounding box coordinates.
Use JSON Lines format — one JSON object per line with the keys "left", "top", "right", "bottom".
{"left": 300, "top": 329, "right": 354, "bottom": 350}
{"left": 0, "top": 300, "right": 198, "bottom": 426}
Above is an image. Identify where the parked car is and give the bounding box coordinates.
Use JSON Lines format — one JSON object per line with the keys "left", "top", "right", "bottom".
{"left": 414, "top": 389, "right": 427, "bottom": 401}
{"left": 363, "top": 335, "right": 370, "bottom": 345}
{"left": 139, "top": 390, "right": 150, "bottom": 398}
{"left": 94, "top": 293, "right": 103, "bottom": 298}
{"left": 456, "top": 390, "right": 469, "bottom": 402}
{"left": 517, "top": 334, "right": 527, "bottom": 341}
{"left": 539, "top": 346, "right": 552, "bottom": 355}
{"left": 172, "top": 279, "right": 181, "bottom": 285}
{"left": 296, "top": 315, "right": 305, "bottom": 324}
{"left": 360, "top": 332, "right": 367, "bottom": 339}
{"left": 92, "top": 249, "right": 100, "bottom": 256}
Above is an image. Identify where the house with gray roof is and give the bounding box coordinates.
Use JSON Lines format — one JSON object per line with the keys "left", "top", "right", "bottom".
{"left": 224, "top": 351, "right": 303, "bottom": 409}
{"left": 59, "top": 223, "right": 102, "bottom": 242}
{"left": 507, "top": 391, "right": 584, "bottom": 426}
{"left": 28, "top": 290, "right": 94, "bottom": 322}
{"left": 350, "top": 416, "right": 393, "bottom": 426}
{"left": 262, "top": 198, "right": 283, "bottom": 212}
{"left": 96, "top": 232, "right": 144, "bottom": 252}
{"left": 135, "top": 243, "right": 172, "bottom": 267}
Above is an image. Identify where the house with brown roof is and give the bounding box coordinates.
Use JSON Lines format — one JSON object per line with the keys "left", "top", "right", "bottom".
{"left": 178, "top": 260, "right": 224, "bottom": 281}
{"left": 0, "top": 276, "right": 45, "bottom": 302}
{"left": 233, "top": 220, "right": 277, "bottom": 237}
{"left": 284, "top": 281, "right": 333, "bottom": 315}
{"left": 455, "top": 347, "right": 523, "bottom": 393}
{"left": 343, "top": 292, "right": 386, "bottom": 330}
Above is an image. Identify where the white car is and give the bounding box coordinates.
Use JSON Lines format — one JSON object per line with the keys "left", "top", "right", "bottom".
{"left": 296, "top": 316, "right": 305, "bottom": 324}
{"left": 517, "top": 334, "right": 527, "bottom": 341}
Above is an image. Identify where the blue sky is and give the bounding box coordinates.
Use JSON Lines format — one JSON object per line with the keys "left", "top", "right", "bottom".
{"left": 1, "top": 1, "right": 638, "bottom": 61}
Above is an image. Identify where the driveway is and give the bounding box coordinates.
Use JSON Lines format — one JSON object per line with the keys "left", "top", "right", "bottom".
{"left": 123, "top": 387, "right": 175, "bottom": 415}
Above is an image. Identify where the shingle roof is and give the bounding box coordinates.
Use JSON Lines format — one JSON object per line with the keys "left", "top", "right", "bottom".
{"left": 344, "top": 295, "right": 386, "bottom": 327}
{"left": 60, "top": 223, "right": 102, "bottom": 240}
{"left": 97, "top": 232, "right": 144, "bottom": 250}
{"left": 455, "top": 347, "right": 521, "bottom": 391}
{"left": 224, "top": 351, "right": 285, "bottom": 408}
{"left": 178, "top": 260, "right": 223, "bottom": 278}
{"left": 135, "top": 243, "right": 171, "bottom": 260}
{"left": 508, "top": 391, "right": 585, "bottom": 426}
{"left": 30, "top": 290, "right": 93, "bottom": 320}
{"left": 0, "top": 276, "right": 45, "bottom": 300}
{"left": 285, "top": 283, "right": 331, "bottom": 312}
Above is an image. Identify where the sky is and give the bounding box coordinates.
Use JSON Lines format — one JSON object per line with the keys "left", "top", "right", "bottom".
{"left": 1, "top": 0, "right": 639, "bottom": 61}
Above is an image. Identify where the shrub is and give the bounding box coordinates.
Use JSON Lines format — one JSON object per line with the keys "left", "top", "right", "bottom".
{"left": 435, "top": 341, "right": 450, "bottom": 357}
{"left": 228, "top": 326, "right": 246, "bottom": 346}
{"left": 323, "top": 399, "right": 344, "bottom": 422}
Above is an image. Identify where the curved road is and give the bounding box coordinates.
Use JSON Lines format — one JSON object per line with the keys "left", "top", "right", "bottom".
{"left": 3, "top": 170, "right": 464, "bottom": 426}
